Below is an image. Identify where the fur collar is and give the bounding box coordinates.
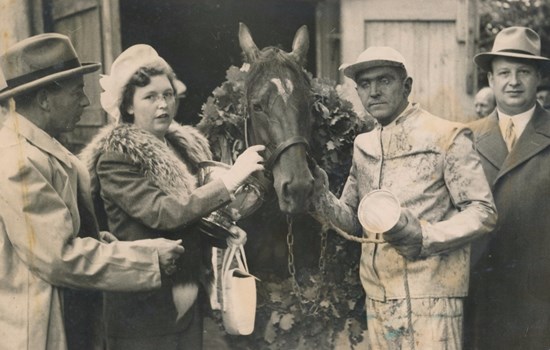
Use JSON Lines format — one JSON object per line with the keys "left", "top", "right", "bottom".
{"left": 80, "top": 122, "right": 212, "bottom": 198}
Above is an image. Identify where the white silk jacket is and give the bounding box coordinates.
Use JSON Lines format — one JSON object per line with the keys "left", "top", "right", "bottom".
{"left": 323, "top": 103, "right": 496, "bottom": 301}
{"left": 0, "top": 113, "right": 163, "bottom": 350}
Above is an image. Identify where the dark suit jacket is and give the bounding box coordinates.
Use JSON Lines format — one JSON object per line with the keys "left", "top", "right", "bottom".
{"left": 467, "top": 105, "right": 550, "bottom": 350}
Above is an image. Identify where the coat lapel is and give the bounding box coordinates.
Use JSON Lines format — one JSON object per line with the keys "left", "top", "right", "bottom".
{"left": 5, "top": 112, "right": 99, "bottom": 237}
{"left": 495, "top": 105, "right": 550, "bottom": 184}
{"left": 474, "top": 113, "right": 508, "bottom": 177}
{"left": 4, "top": 112, "right": 73, "bottom": 168}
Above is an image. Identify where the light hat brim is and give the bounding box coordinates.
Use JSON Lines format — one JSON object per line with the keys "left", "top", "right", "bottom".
{"left": 0, "top": 62, "right": 101, "bottom": 101}
{"left": 474, "top": 51, "right": 550, "bottom": 72}
{"left": 341, "top": 60, "right": 405, "bottom": 81}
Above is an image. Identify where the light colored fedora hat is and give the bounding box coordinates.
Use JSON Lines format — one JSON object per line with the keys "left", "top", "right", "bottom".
{"left": 340, "top": 46, "right": 408, "bottom": 81}
{"left": 0, "top": 33, "right": 100, "bottom": 101}
{"left": 0, "top": 68, "right": 7, "bottom": 92}
{"left": 99, "top": 44, "right": 172, "bottom": 121}
{"left": 474, "top": 26, "right": 550, "bottom": 71}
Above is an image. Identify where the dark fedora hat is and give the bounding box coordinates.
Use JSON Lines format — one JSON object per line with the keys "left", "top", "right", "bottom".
{"left": 474, "top": 27, "right": 550, "bottom": 72}
{"left": 0, "top": 33, "right": 101, "bottom": 101}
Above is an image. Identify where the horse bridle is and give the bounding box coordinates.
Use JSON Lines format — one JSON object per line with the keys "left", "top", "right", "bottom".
{"left": 243, "top": 114, "right": 313, "bottom": 176}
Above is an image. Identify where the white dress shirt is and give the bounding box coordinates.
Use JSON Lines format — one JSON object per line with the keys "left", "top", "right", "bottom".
{"left": 497, "top": 105, "right": 535, "bottom": 140}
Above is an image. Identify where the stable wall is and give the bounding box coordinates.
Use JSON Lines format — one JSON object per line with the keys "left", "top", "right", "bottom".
{"left": 340, "top": 0, "right": 478, "bottom": 122}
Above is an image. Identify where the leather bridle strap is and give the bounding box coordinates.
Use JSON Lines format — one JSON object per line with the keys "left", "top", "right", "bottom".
{"left": 264, "top": 136, "right": 309, "bottom": 171}
{"left": 244, "top": 114, "right": 310, "bottom": 173}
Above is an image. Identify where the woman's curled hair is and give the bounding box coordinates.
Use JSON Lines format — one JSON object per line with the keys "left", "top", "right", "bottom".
{"left": 119, "top": 64, "right": 177, "bottom": 123}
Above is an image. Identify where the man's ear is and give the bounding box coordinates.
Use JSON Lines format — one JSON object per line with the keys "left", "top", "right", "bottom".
{"left": 403, "top": 77, "right": 413, "bottom": 97}
{"left": 487, "top": 72, "right": 494, "bottom": 88}
{"left": 535, "top": 69, "right": 542, "bottom": 85}
{"left": 36, "top": 89, "right": 50, "bottom": 111}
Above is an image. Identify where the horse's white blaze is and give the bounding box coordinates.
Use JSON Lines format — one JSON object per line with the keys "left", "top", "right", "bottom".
{"left": 270, "top": 78, "right": 294, "bottom": 104}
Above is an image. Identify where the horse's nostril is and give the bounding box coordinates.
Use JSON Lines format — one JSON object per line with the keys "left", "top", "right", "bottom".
{"left": 282, "top": 182, "right": 291, "bottom": 198}
{"left": 281, "top": 177, "right": 314, "bottom": 200}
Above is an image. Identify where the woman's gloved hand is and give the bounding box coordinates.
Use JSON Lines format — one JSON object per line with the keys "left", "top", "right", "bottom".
{"left": 222, "top": 145, "right": 265, "bottom": 193}
{"left": 383, "top": 209, "right": 423, "bottom": 259}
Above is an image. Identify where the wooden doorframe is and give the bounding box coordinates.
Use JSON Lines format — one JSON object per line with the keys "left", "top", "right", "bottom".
{"left": 315, "top": 0, "right": 341, "bottom": 82}
{"left": 32, "top": 0, "right": 340, "bottom": 80}
{"left": 100, "top": 0, "right": 121, "bottom": 71}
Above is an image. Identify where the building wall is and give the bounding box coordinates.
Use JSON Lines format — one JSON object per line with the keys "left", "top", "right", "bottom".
{"left": 51, "top": 0, "right": 106, "bottom": 153}
{"left": 0, "top": 0, "right": 32, "bottom": 51}
{"left": 340, "top": 0, "right": 478, "bottom": 122}
{"left": 0, "top": 0, "right": 32, "bottom": 122}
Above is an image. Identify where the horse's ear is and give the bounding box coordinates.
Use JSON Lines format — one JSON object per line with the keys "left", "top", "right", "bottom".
{"left": 290, "top": 25, "right": 309, "bottom": 66}
{"left": 239, "top": 22, "right": 260, "bottom": 63}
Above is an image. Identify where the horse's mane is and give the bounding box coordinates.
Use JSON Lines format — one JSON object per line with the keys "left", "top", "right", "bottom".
{"left": 244, "top": 46, "right": 312, "bottom": 98}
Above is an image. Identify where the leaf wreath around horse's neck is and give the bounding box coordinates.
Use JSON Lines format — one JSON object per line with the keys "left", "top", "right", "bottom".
{"left": 197, "top": 65, "right": 372, "bottom": 348}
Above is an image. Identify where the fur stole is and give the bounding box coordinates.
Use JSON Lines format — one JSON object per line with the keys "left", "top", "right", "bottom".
{"left": 81, "top": 123, "right": 214, "bottom": 321}
{"left": 80, "top": 122, "right": 212, "bottom": 199}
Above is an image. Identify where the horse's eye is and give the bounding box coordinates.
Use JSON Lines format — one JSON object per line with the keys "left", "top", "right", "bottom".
{"left": 252, "top": 103, "right": 263, "bottom": 112}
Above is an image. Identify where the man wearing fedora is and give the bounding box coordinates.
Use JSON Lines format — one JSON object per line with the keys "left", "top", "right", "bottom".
{"left": 466, "top": 26, "right": 550, "bottom": 349}
{"left": 310, "top": 46, "right": 496, "bottom": 349}
{"left": 0, "top": 34, "right": 187, "bottom": 350}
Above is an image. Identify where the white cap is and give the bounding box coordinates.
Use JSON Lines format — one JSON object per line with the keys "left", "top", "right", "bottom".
{"left": 340, "top": 46, "right": 408, "bottom": 81}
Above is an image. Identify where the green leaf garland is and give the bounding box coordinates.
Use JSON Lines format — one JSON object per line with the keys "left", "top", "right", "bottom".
{"left": 198, "top": 65, "right": 372, "bottom": 348}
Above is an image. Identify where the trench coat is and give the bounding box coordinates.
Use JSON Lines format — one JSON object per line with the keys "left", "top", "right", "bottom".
{"left": 467, "top": 104, "right": 550, "bottom": 349}
{"left": 0, "top": 113, "right": 163, "bottom": 350}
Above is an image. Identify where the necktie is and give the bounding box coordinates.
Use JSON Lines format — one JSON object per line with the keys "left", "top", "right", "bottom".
{"left": 504, "top": 118, "right": 517, "bottom": 151}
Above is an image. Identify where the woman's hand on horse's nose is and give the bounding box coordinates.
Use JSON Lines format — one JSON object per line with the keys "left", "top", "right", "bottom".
{"left": 222, "top": 145, "right": 265, "bottom": 192}
{"left": 240, "top": 145, "right": 265, "bottom": 170}
{"left": 244, "top": 144, "right": 266, "bottom": 157}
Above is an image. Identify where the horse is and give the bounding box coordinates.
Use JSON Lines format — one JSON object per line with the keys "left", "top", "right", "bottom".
{"left": 202, "top": 24, "right": 366, "bottom": 348}
{"left": 232, "top": 23, "right": 325, "bottom": 277}
{"left": 238, "top": 23, "right": 315, "bottom": 214}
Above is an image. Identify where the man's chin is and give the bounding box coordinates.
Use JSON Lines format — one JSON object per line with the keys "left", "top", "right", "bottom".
{"left": 369, "top": 113, "right": 393, "bottom": 124}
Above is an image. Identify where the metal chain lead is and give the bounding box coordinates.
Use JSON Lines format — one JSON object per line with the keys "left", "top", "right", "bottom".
{"left": 318, "top": 223, "right": 328, "bottom": 274}
{"left": 286, "top": 216, "right": 328, "bottom": 316}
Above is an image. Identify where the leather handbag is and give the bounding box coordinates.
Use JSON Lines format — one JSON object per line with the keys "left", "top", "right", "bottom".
{"left": 221, "top": 244, "right": 258, "bottom": 335}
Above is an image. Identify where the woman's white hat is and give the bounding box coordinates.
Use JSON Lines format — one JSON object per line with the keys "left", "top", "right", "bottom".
{"left": 100, "top": 44, "right": 171, "bottom": 120}
{"left": 174, "top": 79, "right": 187, "bottom": 98}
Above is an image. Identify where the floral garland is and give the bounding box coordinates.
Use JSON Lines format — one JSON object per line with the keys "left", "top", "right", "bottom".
{"left": 197, "top": 65, "right": 374, "bottom": 193}
{"left": 197, "top": 65, "right": 373, "bottom": 348}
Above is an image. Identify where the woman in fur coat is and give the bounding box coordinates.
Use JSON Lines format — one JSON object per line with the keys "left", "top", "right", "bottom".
{"left": 80, "top": 44, "right": 264, "bottom": 350}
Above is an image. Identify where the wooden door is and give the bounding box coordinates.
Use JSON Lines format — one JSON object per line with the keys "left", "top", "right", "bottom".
{"left": 340, "top": 0, "right": 478, "bottom": 121}
{"left": 49, "top": 0, "right": 120, "bottom": 152}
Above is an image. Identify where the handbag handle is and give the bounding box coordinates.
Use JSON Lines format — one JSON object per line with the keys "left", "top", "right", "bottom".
{"left": 221, "top": 243, "right": 252, "bottom": 313}
{"left": 222, "top": 244, "right": 249, "bottom": 278}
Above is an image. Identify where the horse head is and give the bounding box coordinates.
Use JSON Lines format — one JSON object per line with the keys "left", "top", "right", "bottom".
{"left": 239, "top": 23, "right": 314, "bottom": 214}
